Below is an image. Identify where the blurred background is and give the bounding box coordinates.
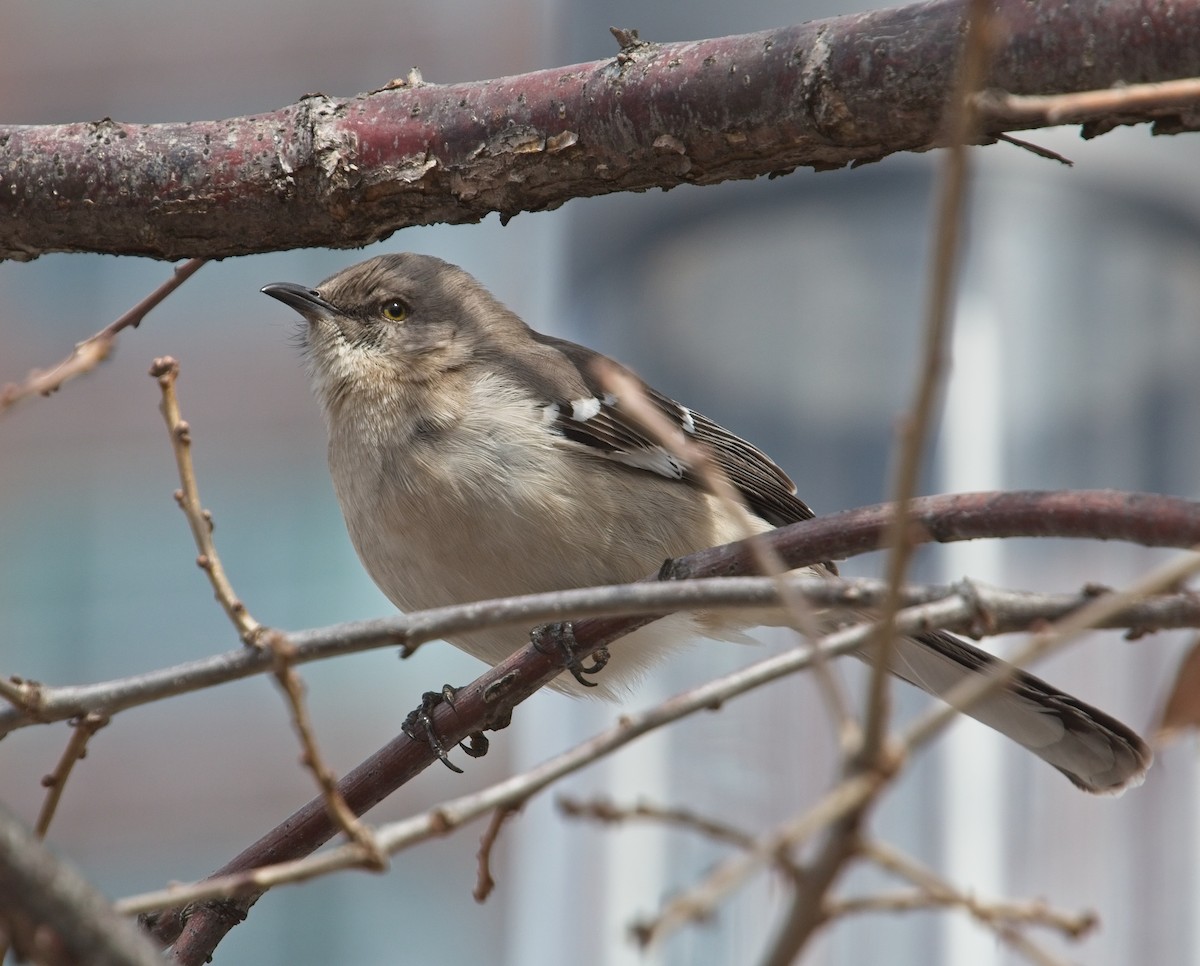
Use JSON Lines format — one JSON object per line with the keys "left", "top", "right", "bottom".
{"left": 3, "top": 0, "right": 1200, "bottom": 963}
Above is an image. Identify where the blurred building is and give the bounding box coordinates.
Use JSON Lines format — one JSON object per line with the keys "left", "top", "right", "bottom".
{"left": 2, "top": 1, "right": 1199, "bottom": 964}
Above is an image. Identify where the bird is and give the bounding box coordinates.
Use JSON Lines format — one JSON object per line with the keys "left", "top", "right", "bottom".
{"left": 262, "top": 252, "right": 1152, "bottom": 793}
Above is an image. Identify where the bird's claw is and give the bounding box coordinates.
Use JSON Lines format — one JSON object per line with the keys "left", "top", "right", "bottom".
{"left": 531, "top": 621, "right": 609, "bottom": 688}
{"left": 402, "top": 687, "right": 490, "bottom": 773}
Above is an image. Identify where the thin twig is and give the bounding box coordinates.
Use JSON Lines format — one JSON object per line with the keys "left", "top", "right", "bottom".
{"left": 34, "top": 713, "right": 110, "bottom": 838}
{"left": 558, "top": 796, "right": 804, "bottom": 882}
{"left": 976, "top": 76, "right": 1200, "bottom": 126}
{"left": 755, "top": 6, "right": 1000, "bottom": 964}
{"left": 826, "top": 893, "right": 1074, "bottom": 966}
{"left": 0, "top": 259, "right": 205, "bottom": 414}
{"left": 150, "top": 356, "right": 262, "bottom": 644}
{"left": 264, "top": 633, "right": 387, "bottom": 870}
{"left": 151, "top": 359, "right": 383, "bottom": 862}
{"left": 473, "top": 805, "right": 519, "bottom": 902}
{"left": 854, "top": 841, "right": 1086, "bottom": 966}
{"left": 634, "top": 772, "right": 881, "bottom": 948}
{"left": 751, "top": 8, "right": 999, "bottom": 961}
{"left": 118, "top": 558, "right": 1196, "bottom": 924}
{"left": 992, "top": 133, "right": 1073, "bottom": 165}
{"left": 598, "top": 363, "right": 857, "bottom": 744}
{"left": 862, "top": 839, "right": 1097, "bottom": 939}
{"left": 862, "top": 0, "right": 994, "bottom": 765}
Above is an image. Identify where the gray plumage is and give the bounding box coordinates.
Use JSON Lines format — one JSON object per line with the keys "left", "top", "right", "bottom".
{"left": 262, "top": 252, "right": 1152, "bottom": 794}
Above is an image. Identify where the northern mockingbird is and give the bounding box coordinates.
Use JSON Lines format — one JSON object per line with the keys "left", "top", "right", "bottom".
{"left": 262, "top": 252, "right": 1151, "bottom": 793}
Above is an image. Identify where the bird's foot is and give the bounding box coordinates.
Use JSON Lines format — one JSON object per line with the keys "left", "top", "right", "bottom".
{"left": 531, "top": 621, "right": 609, "bottom": 688}
{"left": 402, "top": 685, "right": 490, "bottom": 773}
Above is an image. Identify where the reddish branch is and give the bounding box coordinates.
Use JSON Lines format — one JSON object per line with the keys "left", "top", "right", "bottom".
{"left": 3, "top": 0, "right": 1199, "bottom": 263}
{"left": 151, "top": 489, "right": 1200, "bottom": 961}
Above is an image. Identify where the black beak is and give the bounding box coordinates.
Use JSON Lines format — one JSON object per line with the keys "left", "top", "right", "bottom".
{"left": 260, "top": 282, "right": 338, "bottom": 318}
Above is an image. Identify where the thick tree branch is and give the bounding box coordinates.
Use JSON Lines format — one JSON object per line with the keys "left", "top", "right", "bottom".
{"left": 2, "top": 0, "right": 1198, "bottom": 262}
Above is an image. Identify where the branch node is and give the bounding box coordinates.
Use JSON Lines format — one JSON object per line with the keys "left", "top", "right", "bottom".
{"left": 609, "top": 26, "right": 644, "bottom": 52}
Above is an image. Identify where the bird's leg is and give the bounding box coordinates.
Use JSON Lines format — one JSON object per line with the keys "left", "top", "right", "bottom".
{"left": 530, "top": 620, "right": 609, "bottom": 688}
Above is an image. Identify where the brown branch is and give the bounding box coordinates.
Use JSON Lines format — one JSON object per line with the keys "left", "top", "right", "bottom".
{"left": 858, "top": 840, "right": 1098, "bottom": 940}
{"left": 644, "top": 544, "right": 1200, "bottom": 953}
{"left": 2, "top": 0, "right": 1199, "bottom": 262}
{"left": 843, "top": 841, "right": 1095, "bottom": 966}
{"left": 124, "top": 627, "right": 870, "bottom": 923}
{"left": 0, "top": 258, "right": 205, "bottom": 412}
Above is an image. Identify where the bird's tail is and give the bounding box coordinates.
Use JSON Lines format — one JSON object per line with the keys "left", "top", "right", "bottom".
{"left": 881, "top": 631, "right": 1151, "bottom": 794}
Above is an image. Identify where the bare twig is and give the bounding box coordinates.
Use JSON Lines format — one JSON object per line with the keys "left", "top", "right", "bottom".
{"left": 558, "top": 796, "right": 804, "bottom": 882}
{"left": 151, "top": 359, "right": 383, "bottom": 862}
{"left": 977, "top": 76, "right": 1200, "bottom": 127}
{"left": 473, "top": 805, "right": 519, "bottom": 903}
{"left": 862, "top": 0, "right": 994, "bottom": 765}
{"left": 650, "top": 549, "right": 1200, "bottom": 953}
{"left": 598, "top": 363, "right": 856, "bottom": 742}
{"left": 265, "top": 633, "right": 387, "bottom": 870}
{"left": 861, "top": 839, "right": 1097, "bottom": 939}
{"left": 150, "top": 356, "right": 262, "bottom": 644}
{"left": 0, "top": 259, "right": 205, "bottom": 413}
{"left": 129, "top": 549, "right": 1196, "bottom": 951}
{"left": 754, "top": 7, "right": 1000, "bottom": 964}
{"left": 634, "top": 772, "right": 881, "bottom": 947}
{"left": 992, "top": 132, "right": 1073, "bottom": 165}
{"left": 34, "top": 712, "right": 110, "bottom": 839}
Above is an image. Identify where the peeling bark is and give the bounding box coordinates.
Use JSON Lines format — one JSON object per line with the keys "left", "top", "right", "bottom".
{"left": 1, "top": 0, "right": 1197, "bottom": 262}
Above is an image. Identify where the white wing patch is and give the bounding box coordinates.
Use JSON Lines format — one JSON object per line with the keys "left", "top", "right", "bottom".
{"left": 608, "top": 447, "right": 688, "bottom": 479}
{"left": 569, "top": 396, "right": 602, "bottom": 422}
{"left": 678, "top": 405, "right": 696, "bottom": 435}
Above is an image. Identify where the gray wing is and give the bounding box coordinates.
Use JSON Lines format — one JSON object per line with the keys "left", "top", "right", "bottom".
{"left": 518, "top": 331, "right": 816, "bottom": 527}
{"left": 492, "top": 329, "right": 1153, "bottom": 791}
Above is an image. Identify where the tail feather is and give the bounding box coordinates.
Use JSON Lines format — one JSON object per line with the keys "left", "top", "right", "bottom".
{"left": 882, "top": 631, "right": 1152, "bottom": 794}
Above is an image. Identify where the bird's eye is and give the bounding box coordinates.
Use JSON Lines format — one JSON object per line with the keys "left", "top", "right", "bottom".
{"left": 380, "top": 299, "right": 410, "bottom": 322}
